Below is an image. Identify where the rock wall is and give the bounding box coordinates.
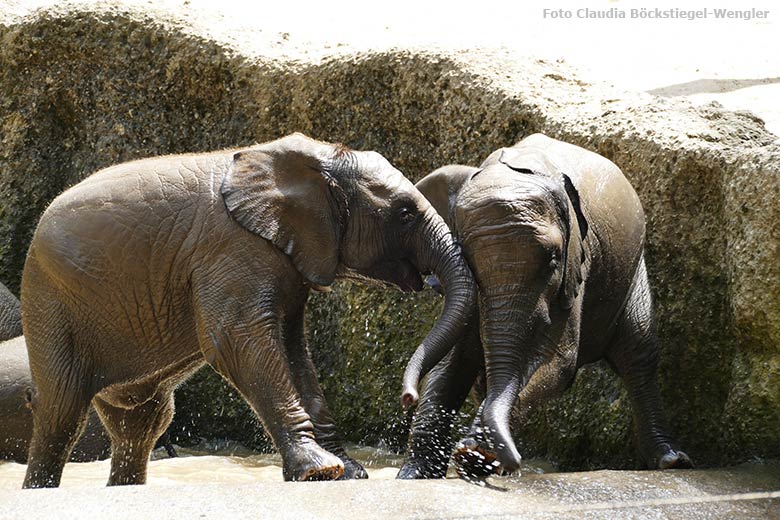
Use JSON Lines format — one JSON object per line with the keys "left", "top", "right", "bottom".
{"left": 1, "top": 5, "right": 777, "bottom": 468}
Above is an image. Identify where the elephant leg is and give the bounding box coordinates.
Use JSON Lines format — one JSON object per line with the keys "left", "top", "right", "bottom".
{"left": 513, "top": 352, "right": 577, "bottom": 423}
{"left": 22, "top": 296, "right": 92, "bottom": 488}
{"left": 198, "top": 313, "right": 343, "bottom": 481}
{"left": 93, "top": 389, "right": 175, "bottom": 486}
{"left": 23, "top": 388, "right": 91, "bottom": 488}
{"left": 192, "top": 259, "right": 343, "bottom": 481}
{"left": 283, "top": 306, "right": 367, "bottom": 480}
{"left": 398, "top": 318, "right": 484, "bottom": 479}
{"left": 606, "top": 256, "right": 692, "bottom": 470}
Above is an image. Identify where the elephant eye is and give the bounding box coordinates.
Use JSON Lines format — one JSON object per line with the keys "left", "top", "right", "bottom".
{"left": 547, "top": 249, "right": 560, "bottom": 270}
{"left": 397, "top": 205, "right": 417, "bottom": 224}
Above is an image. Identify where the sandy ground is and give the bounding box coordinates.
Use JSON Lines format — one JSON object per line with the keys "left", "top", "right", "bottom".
{"left": 4, "top": 0, "right": 779, "bottom": 136}
{"left": 0, "top": 457, "right": 778, "bottom": 519}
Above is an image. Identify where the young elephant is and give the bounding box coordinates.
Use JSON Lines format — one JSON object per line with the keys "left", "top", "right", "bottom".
{"left": 398, "top": 133, "right": 691, "bottom": 479}
{"left": 21, "top": 133, "right": 475, "bottom": 488}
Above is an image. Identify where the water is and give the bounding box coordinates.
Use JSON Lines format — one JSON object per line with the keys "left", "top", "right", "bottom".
{"left": 1, "top": 446, "right": 778, "bottom": 519}
{"left": 0, "top": 444, "right": 556, "bottom": 488}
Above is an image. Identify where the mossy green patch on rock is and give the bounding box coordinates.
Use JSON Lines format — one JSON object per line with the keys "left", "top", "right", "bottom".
{"left": 1, "top": 5, "right": 778, "bottom": 467}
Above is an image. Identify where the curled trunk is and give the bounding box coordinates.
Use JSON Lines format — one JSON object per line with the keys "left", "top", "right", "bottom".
{"left": 401, "top": 212, "right": 477, "bottom": 408}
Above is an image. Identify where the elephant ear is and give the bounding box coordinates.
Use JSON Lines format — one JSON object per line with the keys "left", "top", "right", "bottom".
{"left": 220, "top": 139, "right": 345, "bottom": 287}
{"left": 416, "top": 164, "right": 480, "bottom": 228}
{"left": 559, "top": 173, "right": 589, "bottom": 309}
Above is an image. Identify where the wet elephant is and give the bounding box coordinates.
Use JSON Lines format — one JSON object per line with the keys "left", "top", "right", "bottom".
{"left": 399, "top": 133, "right": 691, "bottom": 479}
{"left": 22, "top": 133, "right": 476, "bottom": 488}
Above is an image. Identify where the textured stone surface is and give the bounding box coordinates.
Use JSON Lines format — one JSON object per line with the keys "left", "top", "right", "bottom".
{"left": 0, "top": 4, "right": 777, "bottom": 468}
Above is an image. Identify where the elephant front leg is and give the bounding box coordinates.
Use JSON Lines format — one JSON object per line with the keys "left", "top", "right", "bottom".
{"left": 199, "top": 316, "right": 343, "bottom": 481}
{"left": 398, "top": 320, "right": 483, "bottom": 479}
{"left": 283, "top": 307, "right": 367, "bottom": 480}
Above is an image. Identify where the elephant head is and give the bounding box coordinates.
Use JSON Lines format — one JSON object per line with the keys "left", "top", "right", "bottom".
{"left": 221, "top": 134, "right": 477, "bottom": 405}
{"left": 412, "top": 147, "right": 589, "bottom": 472}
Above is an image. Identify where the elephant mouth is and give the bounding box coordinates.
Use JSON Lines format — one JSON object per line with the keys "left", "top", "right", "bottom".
{"left": 340, "top": 259, "right": 424, "bottom": 292}
{"left": 387, "top": 259, "right": 425, "bottom": 292}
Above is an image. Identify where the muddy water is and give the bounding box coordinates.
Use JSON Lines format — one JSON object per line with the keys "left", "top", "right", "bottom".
{"left": 0, "top": 447, "right": 778, "bottom": 519}
{"left": 0, "top": 445, "right": 557, "bottom": 488}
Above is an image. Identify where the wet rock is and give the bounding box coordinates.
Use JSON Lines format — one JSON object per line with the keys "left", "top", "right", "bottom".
{"left": 0, "top": 3, "right": 777, "bottom": 468}
{"left": 0, "top": 457, "right": 778, "bottom": 519}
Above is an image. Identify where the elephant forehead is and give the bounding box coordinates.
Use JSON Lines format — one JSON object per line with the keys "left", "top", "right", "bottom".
{"left": 355, "top": 157, "right": 421, "bottom": 206}
{"left": 460, "top": 169, "right": 558, "bottom": 216}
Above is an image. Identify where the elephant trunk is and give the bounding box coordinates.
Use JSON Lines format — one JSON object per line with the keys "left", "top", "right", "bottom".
{"left": 401, "top": 211, "right": 477, "bottom": 408}
{"left": 478, "top": 291, "right": 528, "bottom": 473}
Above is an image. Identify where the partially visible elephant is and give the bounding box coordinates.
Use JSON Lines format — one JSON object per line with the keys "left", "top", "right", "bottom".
{"left": 22, "top": 133, "right": 475, "bottom": 488}
{"left": 0, "top": 282, "right": 22, "bottom": 341}
{"left": 1, "top": 336, "right": 111, "bottom": 463}
{"left": 398, "top": 133, "right": 691, "bottom": 479}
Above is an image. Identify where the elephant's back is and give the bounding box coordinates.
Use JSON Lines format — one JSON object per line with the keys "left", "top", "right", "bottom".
{"left": 28, "top": 150, "right": 235, "bottom": 287}
{"left": 0, "top": 337, "right": 33, "bottom": 462}
{"left": 0, "top": 336, "right": 31, "bottom": 389}
{"left": 44, "top": 149, "right": 235, "bottom": 219}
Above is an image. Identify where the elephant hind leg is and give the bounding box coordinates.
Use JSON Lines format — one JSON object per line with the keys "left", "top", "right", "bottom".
{"left": 23, "top": 390, "right": 92, "bottom": 488}
{"left": 93, "top": 388, "right": 175, "bottom": 486}
{"left": 606, "top": 256, "right": 693, "bottom": 470}
{"left": 22, "top": 297, "right": 93, "bottom": 488}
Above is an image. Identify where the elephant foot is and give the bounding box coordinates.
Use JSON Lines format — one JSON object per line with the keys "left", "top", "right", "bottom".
{"left": 650, "top": 445, "right": 694, "bottom": 470}
{"left": 338, "top": 456, "right": 369, "bottom": 480}
{"left": 283, "top": 441, "right": 344, "bottom": 481}
{"left": 396, "top": 459, "right": 447, "bottom": 480}
{"left": 453, "top": 437, "right": 502, "bottom": 480}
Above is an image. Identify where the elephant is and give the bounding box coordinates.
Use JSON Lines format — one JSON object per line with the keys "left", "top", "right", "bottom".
{"left": 398, "top": 133, "right": 692, "bottom": 479}
{"left": 1, "top": 336, "right": 111, "bottom": 463}
{"left": 21, "top": 133, "right": 475, "bottom": 488}
{"left": 0, "top": 282, "right": 22, "bottom": 341}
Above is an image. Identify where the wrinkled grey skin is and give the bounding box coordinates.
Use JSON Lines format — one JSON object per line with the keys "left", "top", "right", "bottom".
{"left": 22, "top": 133, "right": 475, "bottom": 488}
{"left": 399, "top": 134, "right": 691, "bottom": 479}
{"left": 0, "top": 282, "right": 22, "bottom": 341}
{"left": 0, "top": 284, "right": 108, "bottom": 462}
{"left": 1, "top": 284, "right": 174, "bottom": 463}
{"left": 1, "top": 336, "right": 111, "bottom": 463}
